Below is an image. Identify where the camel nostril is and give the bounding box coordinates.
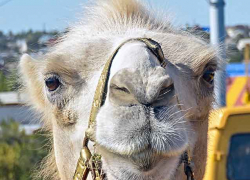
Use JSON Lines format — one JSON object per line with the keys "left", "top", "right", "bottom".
{"left": 128, "top": 104, "right": 137, "bottom": 107}
{"left": 109, "top": 80, "right": 137, "bottom": 106}
{"left": 111, "top": 84, "right": 130, "bottom": 94}
{"left": 153, "top": 106, "right": 165, "bottom": 113}
{"left": 142, "top": 103, "right": 152, "bottom": 107}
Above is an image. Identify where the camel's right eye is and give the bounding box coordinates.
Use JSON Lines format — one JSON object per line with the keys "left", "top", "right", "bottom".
{"left": 45, "top": 76, "right": 61, "bottom": 91}
{"left": 202, "top": 68, "right": 215, "bottom": 85}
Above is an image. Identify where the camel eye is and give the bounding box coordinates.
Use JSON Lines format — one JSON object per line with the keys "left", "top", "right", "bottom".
{"left": 45, "top": 76, "right": 61, "bottom": 91}
{"left": 203, "top": 69, "right": 215, "bottom": 85}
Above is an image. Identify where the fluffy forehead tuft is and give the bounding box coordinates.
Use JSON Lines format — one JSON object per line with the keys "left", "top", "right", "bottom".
{"left": 45, "top": 35, "right": 219, "bottom": 80}
{"left": 159, "top": 34, "right": 220, "bottom": 75}
{"left": 20, "top": 0, "right": 221, "bottom": 112}
{"left": 41, "top": 0, "right": 220, "bottom": 79}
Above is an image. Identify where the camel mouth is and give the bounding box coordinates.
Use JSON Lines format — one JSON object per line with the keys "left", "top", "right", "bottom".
{"left": 98, "top": 138, "right": 188, "bottom": 157}
{"left": 95, "top": 102, "right": 189, "bottom": 174}
{"left": 128, "top": 148, "right": 183, "bottom": 172}
{"left": 97, "top": 132, "right": 188, "bottom": 171}
{"left": 99, "top": 145, "right": 183, "bottom": 178}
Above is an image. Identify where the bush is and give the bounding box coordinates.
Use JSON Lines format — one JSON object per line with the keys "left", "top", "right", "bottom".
{"left": 0, "top": 71, "right": 10, "bottom": 92}
{"left": 0, "top": 120, "right": 48, "bottom": 180}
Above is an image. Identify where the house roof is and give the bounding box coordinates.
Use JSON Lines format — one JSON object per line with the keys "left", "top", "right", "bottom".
{"left": 0, "top": 91, "right": 26, "bottom": 105}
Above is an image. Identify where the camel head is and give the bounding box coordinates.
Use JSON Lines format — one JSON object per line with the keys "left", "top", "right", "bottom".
{"left": 19, "top": 0, "right": 221, "bottom": 180}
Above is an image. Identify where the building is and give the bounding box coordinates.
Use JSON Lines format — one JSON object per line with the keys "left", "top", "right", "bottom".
{"left": 0, "top": 91, "right": 41, "bottom": 134}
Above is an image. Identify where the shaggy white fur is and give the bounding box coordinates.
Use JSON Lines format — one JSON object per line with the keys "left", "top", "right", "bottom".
{"left": 19, "top": 0, "right": 222, "bottom": 180}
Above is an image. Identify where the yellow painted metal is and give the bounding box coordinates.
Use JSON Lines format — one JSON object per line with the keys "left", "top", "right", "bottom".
{"left": 245, "top": 44, "right": 250, "bottom": 103}
{"left": 227, "top": 77, "right": 247, "bottom": 107}
{"left": 203, "top": 106, "right": 250, "bottom": 180}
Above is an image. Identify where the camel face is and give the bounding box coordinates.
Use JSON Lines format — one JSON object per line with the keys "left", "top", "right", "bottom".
{"left": 19, "top": 0, "right": 221, "bottom": 180}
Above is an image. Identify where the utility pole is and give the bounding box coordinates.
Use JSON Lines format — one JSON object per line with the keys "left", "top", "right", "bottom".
{"left": 209, "top": 0, "right": 226, "bottom": 107}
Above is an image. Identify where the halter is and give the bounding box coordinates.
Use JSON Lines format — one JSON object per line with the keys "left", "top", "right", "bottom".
{"left": 73, "top": 38, "right": 194, "bottom": 180}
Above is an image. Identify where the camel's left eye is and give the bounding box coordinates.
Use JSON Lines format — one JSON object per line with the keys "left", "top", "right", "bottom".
{"left": 45, "top": 76, "right": 61, "bottom": 91}
{"left": 203, "top": 69, "right": 215, "bottom": 85}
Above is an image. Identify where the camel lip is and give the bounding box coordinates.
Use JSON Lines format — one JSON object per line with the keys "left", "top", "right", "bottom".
{"left": 98, "top": 143, "right": 186, "bottom": 162}
{"left": 96, "top": 133, "right": 189, "bottom": 157}
{"left": 97, "top": 138, "right": 188, "bottom": 159}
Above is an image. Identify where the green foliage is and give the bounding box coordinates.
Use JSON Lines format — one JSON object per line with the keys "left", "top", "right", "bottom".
{"left": 0, "top": 37, "right": 8, "bottom": 50}
{"left": 0, "top": 69, "right": 20, "bottom": 92}
{"left": 0, "top": 119, "right": 49, "bottom": 180}
{"left": 0, "top": 71, "right": 10, "bottom": 92}
{"left": 26, "top": 31, "right": 44, "bottom": 51}
{"left": 6, "top": 69, "right": 20, "bottom": 91}
{"left": 229, "top": 50, "right": 244, "bottom": 63}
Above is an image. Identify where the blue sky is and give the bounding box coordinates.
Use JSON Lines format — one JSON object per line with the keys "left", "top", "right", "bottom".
{"left": 0, "top": 0, "right": 249, "bottom": 33}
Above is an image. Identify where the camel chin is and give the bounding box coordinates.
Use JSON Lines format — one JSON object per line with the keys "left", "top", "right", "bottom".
{"left": 98, "top": 145, "right": 181, "bottom": 180}
{"left": 94, "top": 96, "right": 192, "bottom": 180}
{"left": 97, "top": 139, "right": 186, "bottom": 179}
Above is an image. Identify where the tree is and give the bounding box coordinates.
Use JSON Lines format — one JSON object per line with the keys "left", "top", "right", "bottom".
{"left": 0, "top": 71, "right": 10, "bottom": 92}
{"left": 0, "top": 120, "right": 49, "bottom": 180}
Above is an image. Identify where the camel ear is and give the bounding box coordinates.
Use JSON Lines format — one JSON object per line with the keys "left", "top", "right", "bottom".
{"left": 19, "top": 54, "right": 46, "bottom": 112}
{"left": 20, "top": 54, "right": 37, "bottom": 78}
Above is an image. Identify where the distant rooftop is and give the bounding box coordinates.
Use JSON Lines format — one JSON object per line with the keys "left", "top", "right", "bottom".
{"left": 237, "top": 38, "right": 250, "bottom": 51}
{"left": 0, "top": 92, "right": 40, "bottom": 126}
{"left": 0, "top": 91, "right": 26, "bottom": 105}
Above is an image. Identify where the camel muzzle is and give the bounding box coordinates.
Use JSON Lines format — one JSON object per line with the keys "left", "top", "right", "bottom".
{"left": 73, "top": 38, "right": 195, "bottom": 180}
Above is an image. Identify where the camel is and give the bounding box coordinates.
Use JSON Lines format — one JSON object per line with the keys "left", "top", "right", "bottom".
{"left": 19, "top": 0, "right": 222, "bottom": 180}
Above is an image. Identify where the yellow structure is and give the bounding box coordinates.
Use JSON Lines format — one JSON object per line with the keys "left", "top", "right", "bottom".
{"left": 227, "top": 43, "right": 250, "bottom": 107}
{"left": 227, "top": 76, "right": 250, "bottom": 106}
{"left": 203, "top": 106, "right": 250, "bottom": 180}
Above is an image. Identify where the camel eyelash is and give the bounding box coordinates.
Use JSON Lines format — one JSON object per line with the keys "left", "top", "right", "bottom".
{"left": 44, "top": 73, "right": 61, "bottom": 83}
